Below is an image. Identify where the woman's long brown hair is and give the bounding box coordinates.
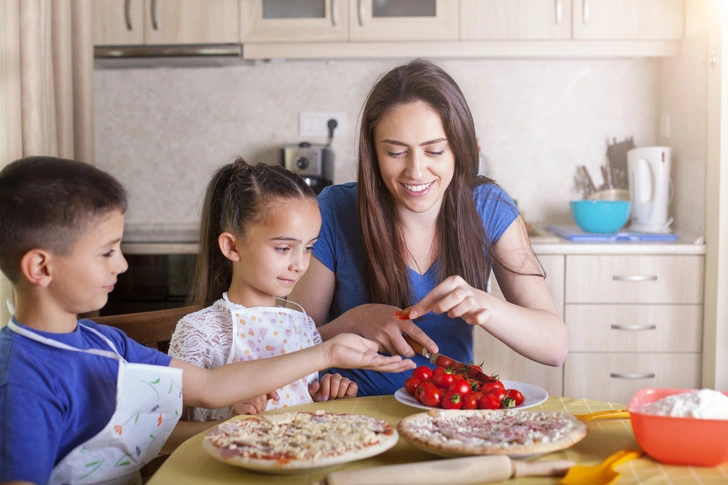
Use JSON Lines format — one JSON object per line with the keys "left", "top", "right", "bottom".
{"left": 357, "top": 59, "right": 542, "bottom": 308}
{"left": 188, "top": 157, "right": 316, "bottom": 308}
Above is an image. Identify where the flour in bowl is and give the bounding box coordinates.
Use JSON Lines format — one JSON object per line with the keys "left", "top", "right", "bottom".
{"left": 639, "top": 389, "right": 728, "bottom": 419}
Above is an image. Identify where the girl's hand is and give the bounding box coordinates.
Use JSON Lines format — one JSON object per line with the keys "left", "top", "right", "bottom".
{"left": 324, "top": 333, "right": 416, "bottom": 372}
{"left": 339, "top": 304, "right": 439, "bottom": 357}
{"left": 309, "top": 373, "right": 358, "bottom": 401}
{"left": 229, "top": 391, "right": 279, "bottom": 415}
{"left": 407, "top": 275, "right": 494, "bottom": 327}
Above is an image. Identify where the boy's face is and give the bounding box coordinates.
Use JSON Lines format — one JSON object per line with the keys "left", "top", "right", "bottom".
{"left": 233, "top": 198, "right": 321, "bottom": 306}
{"left": 49, "top": 210, "right": 128, "bottom": 315}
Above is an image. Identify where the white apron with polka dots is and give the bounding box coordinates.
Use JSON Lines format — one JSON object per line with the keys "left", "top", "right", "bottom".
{"left": 225, "top": 296, "right": 319, "bottom": 410}
{"left": 7, "top": 319, "right": 183, "bottom": 485}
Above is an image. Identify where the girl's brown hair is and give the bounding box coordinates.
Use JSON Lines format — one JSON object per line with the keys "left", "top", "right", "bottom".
{"left": 357, "top": 59, "right": 540, "bottom": 308}
{"left": 189, "top": 157, "right": 316, "bottom": 307}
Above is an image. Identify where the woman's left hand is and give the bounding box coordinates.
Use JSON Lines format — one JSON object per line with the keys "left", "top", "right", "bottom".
{"left": 310, "top": 373, "right": 358, "bottom": 401}
{"left": 407, "top": 275, "right": 494, "bottom": 327}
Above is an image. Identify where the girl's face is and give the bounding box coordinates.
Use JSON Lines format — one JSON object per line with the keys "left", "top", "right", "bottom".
{"left": 231, "top": 198, "right": 321, "bottom": 307}
{"left": 374, "top": 101, "right": 455, "bottom": 217}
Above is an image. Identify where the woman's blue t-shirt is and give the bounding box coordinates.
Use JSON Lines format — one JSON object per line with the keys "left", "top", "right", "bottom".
{"left": 313, "top": 182, "right": 519, "bottom": 396}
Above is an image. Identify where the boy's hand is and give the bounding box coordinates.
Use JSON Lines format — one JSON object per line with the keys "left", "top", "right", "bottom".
{"left": 309, "top": 373, "right": 357, "bottom": 402}
{"left": 230, "top": 391, "right": 279, "bottom": 415}
{"left": 325, "top": 333, "right": 416, "bottom": 372}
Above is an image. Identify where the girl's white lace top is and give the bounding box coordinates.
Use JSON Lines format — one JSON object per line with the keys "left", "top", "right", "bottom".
{"left": 168, "top": 294, "right": 322, "bottom": 422}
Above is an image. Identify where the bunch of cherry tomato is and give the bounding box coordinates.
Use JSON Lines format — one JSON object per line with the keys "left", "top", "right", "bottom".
{"left": 403, "top": 365, "right": 525, "bottom": 410}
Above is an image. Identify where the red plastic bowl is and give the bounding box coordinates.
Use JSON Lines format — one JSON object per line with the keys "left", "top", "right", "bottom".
{"left": 627, "top": 388, "right": 728, "bottom": 467}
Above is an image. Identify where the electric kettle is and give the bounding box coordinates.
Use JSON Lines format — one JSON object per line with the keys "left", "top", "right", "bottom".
{"left": 627, "top": 146, "right": 673, "bottom": 233}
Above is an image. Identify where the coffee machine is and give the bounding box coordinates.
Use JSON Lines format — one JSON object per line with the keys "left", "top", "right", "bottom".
{"left": 627, "top": 146, "right": 673, "bottom": 233}
{"left": 281, "top": 142, "right": 334, "bottom": 195}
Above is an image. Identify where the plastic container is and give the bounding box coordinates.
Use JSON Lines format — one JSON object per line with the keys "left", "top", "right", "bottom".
{"left": 627, "top": 388, "right": 728, "bottom": 467}
{"left": 569, "top": 200, "right": 631, "bottom": 233}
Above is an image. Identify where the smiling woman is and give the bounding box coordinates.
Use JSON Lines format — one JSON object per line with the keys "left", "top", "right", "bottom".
{"left": 289, "top": 58, "right": 569, "bottom": 397}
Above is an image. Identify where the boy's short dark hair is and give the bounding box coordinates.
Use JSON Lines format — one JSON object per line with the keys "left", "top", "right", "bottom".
{"left": 0, "top": 156, "right": 127, "bottom": 282}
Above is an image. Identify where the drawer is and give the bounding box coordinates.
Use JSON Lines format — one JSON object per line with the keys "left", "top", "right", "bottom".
{"left": 565, "top": 255, "right": 704, "bottom": 304}
{"left": 565, "top": 304, "right": 703, "bottom": 352}
{"left": 564, "top": 353, "right": 702, "bottom": 404}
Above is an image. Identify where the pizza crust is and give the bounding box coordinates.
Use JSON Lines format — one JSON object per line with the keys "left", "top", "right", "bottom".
{"left": 398, "top": 409, "right": 587, "bottom": 457}
{"left": 202, "top": 411, "right": 399, "bottom": 472}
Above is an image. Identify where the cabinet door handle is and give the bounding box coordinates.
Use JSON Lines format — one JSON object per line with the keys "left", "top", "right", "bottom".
{"left": 555, "top": 0, "right": 562, "bottom": 25}
{"left": 583, "top": 0, "right": 590, "bottom": 24}
{"left": 358, "top": 0, "right": 365, "bottom": 26}
{"left": 151, "top": 0, "right": 159, "bottom": 30}
{"left": 331, "top": 0, "right": 338, "bottom": 27}
{"left": 610, "top": 373, "right": 656, "bottom": 380}
{"left": 612, "top": 275, "right": 658, "bottom": 282}
{"left": 611, "top": 324, "right": 657, "bottom": 331}
{"left": 124, "top": 0, "right": 133, "bottom": 30}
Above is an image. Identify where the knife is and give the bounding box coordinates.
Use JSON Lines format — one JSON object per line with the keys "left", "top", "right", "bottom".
{"left": 310, "top": 455, "right": 576, "bottom": 485}
{"left": 402, "top": 335, "right": 497, "bottom": 383}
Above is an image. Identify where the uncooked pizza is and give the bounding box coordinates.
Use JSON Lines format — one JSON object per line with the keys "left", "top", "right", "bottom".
{"left": 202, "top": 410, "right": 399, "bottom": 472}
{"left": 398, "top": 409, "right": 587, "bottom": 457}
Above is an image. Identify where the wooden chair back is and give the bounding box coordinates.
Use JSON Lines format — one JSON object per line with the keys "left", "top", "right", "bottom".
{"left": 93, "top": 305, "right": 201, "bottom": 354}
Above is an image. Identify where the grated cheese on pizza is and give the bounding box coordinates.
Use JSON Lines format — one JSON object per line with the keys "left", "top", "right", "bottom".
{"left": 204, "top": 410, "right": 395, "bottom": 463}
{"left": 399, "top": 409, "right": 587, "bottom": 453}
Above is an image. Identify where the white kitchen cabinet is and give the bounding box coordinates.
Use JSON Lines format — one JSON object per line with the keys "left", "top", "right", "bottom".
{"left": 240, "top": 0, "right": 349, "bottom": 43}
{"left": 461, "top": 0, "right": 572, "bottom": 40}
{"left": 473, "top": 254, "right": 565, "bottom": 397}
{"left": 93, "top": 0, "right": 239, "bottom": 46}
{"left": 563, "top": 254, "right": 705, "bottom": 404}
{"left": 348, "top": 0, "right": 459, "bottom": 41}
{"left": 572, "top": 0, "right": 684, "bottom": 40}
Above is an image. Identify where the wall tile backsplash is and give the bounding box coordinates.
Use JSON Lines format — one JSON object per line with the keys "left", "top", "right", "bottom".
{"left": 95, "top": 58, "right": 657, "bottom": 226}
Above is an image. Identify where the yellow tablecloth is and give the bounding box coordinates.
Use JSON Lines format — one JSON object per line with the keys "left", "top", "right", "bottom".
{"left": 148, "top": 396, "right": 728, "bottom": 485}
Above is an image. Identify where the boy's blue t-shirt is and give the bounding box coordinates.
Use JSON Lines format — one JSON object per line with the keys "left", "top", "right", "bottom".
{"left": 313, "top": 182, "right": 519, "bottom": 396}
{"left": 0, "top": 318, "right": 172, "bottom": 484}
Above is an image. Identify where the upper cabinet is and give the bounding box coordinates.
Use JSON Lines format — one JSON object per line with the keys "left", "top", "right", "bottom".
{"left": 240, "top": 0, "right": 349, "bottom": 43}
{"left": 573, "top": 0, "right": 684, "bottom": 40}
{"left": 462, "top": 0, "right": 572, "bottom": 40}
{"left": 94, "top": 0, "right": 239, "bottom": 45}
{"left": 349, "top": 0, "right": 459, "bottom": 41}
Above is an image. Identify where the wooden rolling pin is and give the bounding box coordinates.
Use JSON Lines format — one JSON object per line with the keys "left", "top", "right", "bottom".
{"left": 310, "top": 455, "right": 575, "bottom": 485}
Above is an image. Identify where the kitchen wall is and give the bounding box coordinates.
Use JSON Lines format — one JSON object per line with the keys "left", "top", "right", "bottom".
{"left": 95, "top": 58, "right": 660, "bottom": 227}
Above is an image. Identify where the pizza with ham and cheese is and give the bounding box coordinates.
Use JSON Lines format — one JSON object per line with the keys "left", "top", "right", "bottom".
{"left": 398, "top": 409, "right": 587, "bottom": 457}
{"left": 202, "top": 411, "right": 399, "bottom": 472}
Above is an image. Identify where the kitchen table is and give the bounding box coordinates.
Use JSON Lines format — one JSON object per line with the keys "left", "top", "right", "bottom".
{"left": 148, "top": 395, "right": 728, "bottom": 484}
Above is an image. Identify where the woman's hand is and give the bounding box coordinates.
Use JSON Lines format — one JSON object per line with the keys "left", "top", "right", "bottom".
{"left": 324, "top": 333, "right": 416, "bottom": 372}
{"left": 229, "top": 391, "right": 279, "bottom": 415}
{"left": 324, "top": 304, "right": 439, "bottom": 358}
{"left": 309, "top": 373, "right": 358, "bottom": 401}
{"left": 407, "top": 276, "right": 494, "bottom": 327}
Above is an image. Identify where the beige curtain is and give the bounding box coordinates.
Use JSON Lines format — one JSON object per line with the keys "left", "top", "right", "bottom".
{"left": 0, "top": 0, "right": 94, "bottom": 325}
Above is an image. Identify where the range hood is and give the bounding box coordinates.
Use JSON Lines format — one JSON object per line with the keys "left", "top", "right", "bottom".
{"left": 94, "top": 44, "right": 244, "bottom": 67}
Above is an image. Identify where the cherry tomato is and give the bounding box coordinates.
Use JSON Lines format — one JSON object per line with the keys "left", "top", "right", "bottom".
{"left": 432, "top": 366, "right": 445, "bottom": 376}
{"left": 486, "top": 387, "right": 507, "bottom": 403}
{"left": 506, "top": 389, "right": 525, "bottom": 406}
{"left": 404, "top": 377, "right": 421, "bottom": 396}
{"left": 478, "top": 393, "right": 502, "bottom": 410}
{"left": 432, "top": 371, "right": 456, "bottom": 390}
{"left": 442, "top": 392, "right": 463, "bottom": 410}
{"left": 448, "top": 380, "right": 471, "bottom": 396}
{"left": 418, "top": 385, "right": 443, "bottom": 407}
{"left": 467, "top": 379, "right": 482, "bottom": 393}
{"left": 452, "top": 373, "right": 467, "bottom": 383}
{"left": 435, "top": 356, "right": 455, "bottom": 368}
{"left": 480, "top": 380, "right": 505, "bottom": 394}
{"left": 396, "top": 308, "right": 411, "bottom": 320}
{"left": 412, "top": 366, "right": 433, "bottom": 382}
{"left": 462, "top": 394, "right": 480, "bottom": 410}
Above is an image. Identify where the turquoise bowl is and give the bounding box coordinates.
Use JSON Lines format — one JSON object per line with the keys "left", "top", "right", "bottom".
{"left": 570, "top": 200, "right": 631, "bottom": 234}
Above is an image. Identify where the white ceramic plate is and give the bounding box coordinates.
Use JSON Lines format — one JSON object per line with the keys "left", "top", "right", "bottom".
{"left": 394, "top": 379, "right": 548, "bottom": 411}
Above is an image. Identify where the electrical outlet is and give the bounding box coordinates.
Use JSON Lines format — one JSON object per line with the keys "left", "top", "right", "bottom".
{"left": 299, "top": 112, "right": 346, "bottom": 138}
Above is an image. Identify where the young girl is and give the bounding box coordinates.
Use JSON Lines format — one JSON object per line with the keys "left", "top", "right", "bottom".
{"left": 169, "top": 158, "right": 356, "bottom": 422}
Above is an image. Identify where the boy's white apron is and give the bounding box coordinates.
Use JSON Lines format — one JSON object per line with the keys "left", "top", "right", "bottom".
{"left": 7, "top": 320, "right": 183, "bottom": 485}
{"left": 223, "top": 295, "right": 319, "bottom": 412}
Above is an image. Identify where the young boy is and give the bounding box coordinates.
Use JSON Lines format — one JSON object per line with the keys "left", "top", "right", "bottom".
{"left": 0, "top": 156, "right": 414, "bottom": 485}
